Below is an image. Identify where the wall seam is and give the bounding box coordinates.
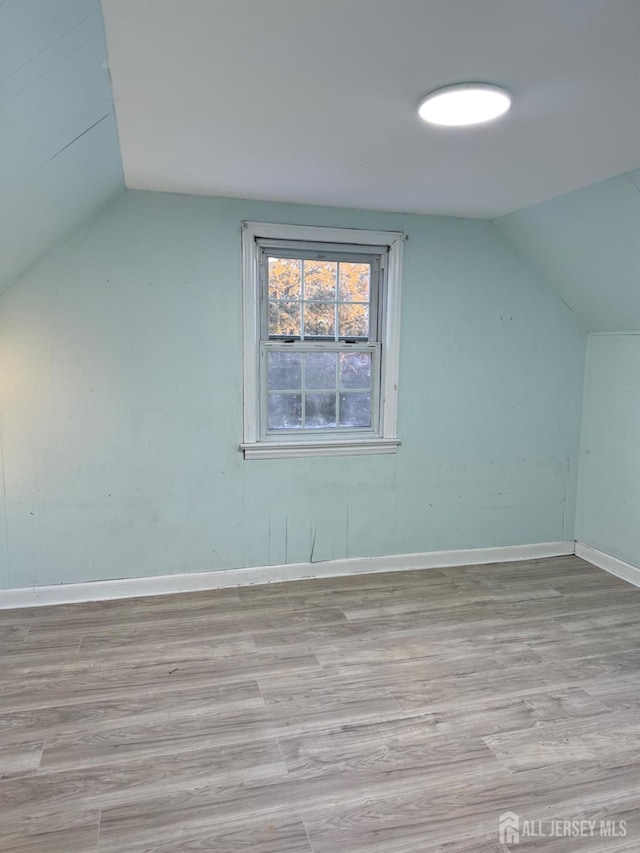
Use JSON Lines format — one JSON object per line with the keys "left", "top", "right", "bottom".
{"left": 574, "top": 335, "right": 593, "bottom": 544}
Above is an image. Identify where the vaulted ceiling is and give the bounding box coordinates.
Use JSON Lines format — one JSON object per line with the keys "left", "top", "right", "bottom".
{"left": 496, "top": 170, "right": 640, "bottom": 332}
{"left": 0, "top": 0, "right": 124, "bottom": 293}
{"left": 1, "top": 0, "right": 638, "bottom": 331}
{"left": 101, "top": 0, "right": 639, "bottom": 219}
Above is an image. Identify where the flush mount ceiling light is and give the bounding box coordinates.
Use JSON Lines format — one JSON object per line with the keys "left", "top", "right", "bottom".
{"left": 418, "top": 83, "right": 511, "bottom": 127}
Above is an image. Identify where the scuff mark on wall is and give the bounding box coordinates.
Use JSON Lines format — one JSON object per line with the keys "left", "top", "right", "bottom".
{"left": 345, "top": 504, "right": 349, "bottom": 559}
{"left": 284, "top": 514, "right": 288, "bottom": 565}
{"left": 309, "top": 522, "right": 318, "bottom": 563}
{"left": 560, "top": 455, "right": 570, "bottom": 539}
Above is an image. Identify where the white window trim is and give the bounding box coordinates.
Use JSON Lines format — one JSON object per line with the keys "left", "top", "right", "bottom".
{"left": 241, "top": 221, "right": 403, "bottom": 459}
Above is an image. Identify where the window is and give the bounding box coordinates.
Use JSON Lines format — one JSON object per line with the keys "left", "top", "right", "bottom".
{"left": 241, "top": 222, "right": 403, "bottom": 459}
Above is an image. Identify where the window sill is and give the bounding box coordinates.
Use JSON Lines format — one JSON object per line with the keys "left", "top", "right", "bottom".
{"left": 240, "top": 437, "right": 401, "bottom": 460}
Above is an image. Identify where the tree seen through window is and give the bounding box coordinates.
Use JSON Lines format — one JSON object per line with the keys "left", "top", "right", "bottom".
{"left": 268, "top": 258, "right": 370, "bottom": 339}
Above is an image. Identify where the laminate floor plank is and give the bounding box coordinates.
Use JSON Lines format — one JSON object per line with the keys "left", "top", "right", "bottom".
{"left": 386, "top": 650, "right": 640, "bottom": 711}
{"left": 76, "top": 635, "right": 258, "bottom": 669}
{"left": 251, "top": 608, "right": 575, "bottom": 653}
{"left": 12, "top": 599, "right": 294, "bottom": 634}
{"left": 0, "top": 739, "right": 286, "bottom": 818}
{"left": 1, "top": 555, "right": 639, "bottom": 852}
{"left": 255, "top": 645, "right": 640, "bottom": 715}
{"left": 277, "top": 686, "right": 611, "bottom": 777}
{"left": 556, "top": 609, "right": 640, "bottom": 634}
{"left": 0, "top": 739, "right": 43, "bottom": 780}
{"left": 0, "top": 680, "right": 263, "bottom": 746}
{"left": 61, "top": 605, "right": 348, "bottom": 649}
{"left": 0, "top": 646, "right": 83, "bottom": 676}
{"left": 586, "top": 675, "right": 640, "bottom": 711}
{"left": 483, "top": 709, "right": 640, "bottom": 772}
{"left": 38, "top": 692, "right": 401, "bottom": 772}
{"left": 312, "top": 638, "right": 542, "bottom": 668}
{"left": 97, "top": 813, "right": 314, "bottom": 853}
{"left": 0, "top": 587, "right": 240, "bottom": 624}
{"left": 0, "top": 651, "right": 321, "bottom": 713}
{"left": 89, "top": 719, "right": 640, "bottom": 852}
{"left": 523, "top": 635, "right": 632, "bottom": 662}
{"left": 0, "top": 626, "right": 31, "bottom": 646}
{"left": 301, "top": 761, "right": 640, "bottom": 853}
{"left": 0, "top": 809, "right": 100, "bottom": 853}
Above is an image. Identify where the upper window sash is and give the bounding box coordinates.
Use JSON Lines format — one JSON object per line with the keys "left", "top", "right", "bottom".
{"left": 259, "top": 246, "right": 383, "bottom": 344}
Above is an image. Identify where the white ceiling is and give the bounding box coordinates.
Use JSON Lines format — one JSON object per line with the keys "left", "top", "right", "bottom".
{"left": 102, "top": 0, "right": 640, "bottom": 218}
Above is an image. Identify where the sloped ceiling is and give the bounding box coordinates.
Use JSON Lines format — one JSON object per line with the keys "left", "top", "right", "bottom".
{"left": 495, "top": 171, "right": 640, "bottom": 332}
{"left": 101, "top": 0, "right": 640, "bottom": 218}
{"left": 0, "top": 0, "right": 124, "bottom": 294}
{"left": 2, "top": 2, "right": 637, "bottom": 338}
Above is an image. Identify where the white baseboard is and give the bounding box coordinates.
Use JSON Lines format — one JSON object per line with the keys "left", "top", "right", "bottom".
{"left": 575, "top": 542, "right": 640, "bottom": 588}
{"left": 0, "top": 540, "right": 575, "bottom": 610}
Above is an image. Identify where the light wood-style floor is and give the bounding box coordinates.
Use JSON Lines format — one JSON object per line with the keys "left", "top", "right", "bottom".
{"left": 1, "top": 556, "right": 640, "bottom": 852}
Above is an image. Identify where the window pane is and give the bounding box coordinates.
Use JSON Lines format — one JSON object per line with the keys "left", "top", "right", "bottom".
{"left": 339, "top": 392, "right": 371, "bottom": 427}
{"left": 269, "top": 301, "right": 300, "bottom": 337}
{"left": 268, "top": 393, "right": 302, "bottom": 429}
{"left": 339, "top": 352, "right": 371, "bottom": 389}
{"left": 338, "top": 304, "right": 369, "bottom": 338}
{"left": 303, "top": 302, "right": 335, "bottom": 338}
{"left": 339, "top": 262, "right": 370, "bottom": 302}
{"left": 305, "top": 393, "right": 337, "bottom": 428}
{"left": 303, "top": 260, "right": 336, "bottom": 301}
{"left": 268, "top": 257, "right": 301, "bottom": 300}
{"left": 268, "top": 351, "right": 302, "bottom": 390}
{"left": 305, "top": 352, "right": 337, "bottom": 390}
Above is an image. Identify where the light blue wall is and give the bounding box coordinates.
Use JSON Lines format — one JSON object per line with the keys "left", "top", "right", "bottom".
{"left": 495, "top": 171, "right": 640, "bottom": 333}
{"left": 0, "top": 0, "right": 124, "bottom": 293}
{"left": 576, "top": 334, "right": 640, "bottom": 568}
{"left": 0, "top": 190, "right": 585, "bottom": 589}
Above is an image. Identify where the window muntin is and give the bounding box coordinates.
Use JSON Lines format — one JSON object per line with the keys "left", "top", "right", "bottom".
{"left": 262, "top": 343, "right": 379, "bottom": 434}
{"left": 265, "top": 253, "right": 376, "bottom": 341}
{"left": 258, "top": 241, "right": 383, "bottom": 439}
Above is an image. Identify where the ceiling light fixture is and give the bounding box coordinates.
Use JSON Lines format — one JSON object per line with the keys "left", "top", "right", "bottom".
{"left": 418, "top": 83, "right": 511, "bottom": 127}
